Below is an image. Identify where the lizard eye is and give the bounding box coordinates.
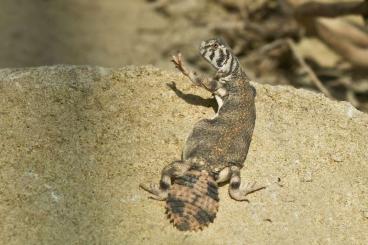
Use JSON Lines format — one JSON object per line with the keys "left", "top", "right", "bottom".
{"left": 212, "top": 43, "right": 219, "bottom": 49}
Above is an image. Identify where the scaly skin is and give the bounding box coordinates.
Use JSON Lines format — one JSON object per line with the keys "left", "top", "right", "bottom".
{"left": 140, "top": 38, "right": 265, "bottom": 231}
{"left": 166, "top": 170, "right": 219, "bottom": 231}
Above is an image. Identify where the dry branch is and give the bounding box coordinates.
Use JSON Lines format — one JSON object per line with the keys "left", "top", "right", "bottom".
{"left": 315, "top": 18, "right": 368, "bottom": 68}
{"left": 285, "top": 39, "right": 332, "bottom": 98}
{"left": 291, "top": 0, "right": 368, "bottom": 18}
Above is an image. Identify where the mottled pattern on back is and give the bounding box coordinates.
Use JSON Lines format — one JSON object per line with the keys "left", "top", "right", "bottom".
{"left": 183, "top": 80, "right": 256, "bottom": 171}
{"left": 140, "top": 38, "right": 262, "bottom": 232}
{"left": 178, "top": 38, "right": 256, "bottom": 172}
{"left": 166, "top": 170, "right": 219, "bottom": 231}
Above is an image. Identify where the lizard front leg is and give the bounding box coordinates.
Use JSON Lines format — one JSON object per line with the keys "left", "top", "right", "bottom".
{"left": 228, "top": 166, "right": 265, "bottom": 201}
{"left": 140, "top": 161, "right": 191, "bottom": 201}
{"left": 172, "top": 53, "right": 221, "bottom": 93}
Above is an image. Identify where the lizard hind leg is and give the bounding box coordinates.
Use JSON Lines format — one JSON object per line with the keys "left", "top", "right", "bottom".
{"left": 140, "top": 161, "right": 190, "bottom": 201}
{"left": 228, "top": 166, "right": 266, "bottom": 201}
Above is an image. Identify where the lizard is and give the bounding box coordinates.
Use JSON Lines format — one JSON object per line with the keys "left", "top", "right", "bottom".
{"left": 140, "top": 38, "right": 264, "bottom": 231}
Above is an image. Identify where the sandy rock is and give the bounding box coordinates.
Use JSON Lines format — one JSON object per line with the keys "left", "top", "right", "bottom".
{"left": 0, "top": 65, "right": 367, "bottom": 244}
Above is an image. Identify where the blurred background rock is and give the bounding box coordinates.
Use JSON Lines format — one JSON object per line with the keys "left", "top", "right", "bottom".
{"left": 0, "top": 0, "right": 367, "bottom": 110}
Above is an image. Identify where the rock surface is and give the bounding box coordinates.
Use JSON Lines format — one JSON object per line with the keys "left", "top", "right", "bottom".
{"left": 0, "top": 65, "right": 367, "bottom": 244}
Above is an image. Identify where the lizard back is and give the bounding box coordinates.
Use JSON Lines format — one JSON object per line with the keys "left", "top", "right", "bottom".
{"left": 141, "top": 38, "right": 259, "bottom": 232}
{"left": 168, "top": 38, "right": 256, "bottom": 231}
{"left": 183, "top": 71, "right": 256, "bottom": 172}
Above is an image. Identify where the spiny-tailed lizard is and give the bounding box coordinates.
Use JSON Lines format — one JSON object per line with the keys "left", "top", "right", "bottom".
{"left": 140, "top": 38, "right": 264, "bottom": 231}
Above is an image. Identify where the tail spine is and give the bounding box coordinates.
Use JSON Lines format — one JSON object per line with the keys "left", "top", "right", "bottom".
{"left": 166, "top": 169, "right": 219, "bottom": 231}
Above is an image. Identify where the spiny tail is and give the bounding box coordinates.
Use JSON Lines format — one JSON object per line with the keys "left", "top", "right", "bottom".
{"left": 166, "top": 170, "right": 219, "bottom": 231}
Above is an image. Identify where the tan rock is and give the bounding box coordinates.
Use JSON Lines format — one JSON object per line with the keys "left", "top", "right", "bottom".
{"left": 0, "top": 65, "right": 367, "bottom": 244}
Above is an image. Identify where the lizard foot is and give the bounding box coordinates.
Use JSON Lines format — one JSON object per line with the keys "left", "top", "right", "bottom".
{"left": 229, "top": 181, "right": 265, "bottom": 202}
{"left": 171, "top": 53, "right": 191, "bottom": 77}
{"left": 140, "top": 183, "right": 168, "bottom": 201}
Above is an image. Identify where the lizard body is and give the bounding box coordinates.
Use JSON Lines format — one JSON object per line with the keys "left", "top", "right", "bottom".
{"left": 140, "top": 38, "right": 263, "bottom": 231}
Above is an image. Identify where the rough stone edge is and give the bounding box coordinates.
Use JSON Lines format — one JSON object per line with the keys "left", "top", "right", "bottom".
{"left": 0, "top": 65, "right": 366, "bottom": 123}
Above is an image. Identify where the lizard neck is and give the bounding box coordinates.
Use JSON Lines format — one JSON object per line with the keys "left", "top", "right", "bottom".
{"left": 217, "top": 68, "right": 248, "bottom": 86}
{"left": 216, "top": 56, "right": 249, "bottom": 84}
{"left": 217, "top": 54, "right": 241, "bottom": 76}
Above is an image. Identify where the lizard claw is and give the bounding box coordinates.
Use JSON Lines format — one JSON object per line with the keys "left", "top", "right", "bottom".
{"left": 171, "top": 53, "right": 189, "bottom": 76}
{"left": 244, "top": 181, "right": 266, "bottom": 195}
{"left": 229, "top": 181, "right": 266, "bottom": 202}
{"left": 140, "top": 183, "right": 168, "bottom": 201}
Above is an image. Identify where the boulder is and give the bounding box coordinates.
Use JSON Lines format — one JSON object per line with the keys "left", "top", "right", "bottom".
{"left": 0, "top": 65, "right": 367, "bottom": 244}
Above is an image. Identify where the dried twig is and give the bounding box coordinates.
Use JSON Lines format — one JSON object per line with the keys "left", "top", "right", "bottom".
{"left": 346, "top": 89, "right": 360, "bottom": 107}
{"left": 285, "top": 38, "right": 333, "bottom": 98}
{"left": 315, "top": 18, "right": 368, "bottom": 68}
{"left": 282, "top": 0, "right": 368, "bottom": 68}
{"left": 290, "top": 0, "right": 368, "bottom": 18}
{"left": 242, "top": 38, "right": 333, "bottom": 98}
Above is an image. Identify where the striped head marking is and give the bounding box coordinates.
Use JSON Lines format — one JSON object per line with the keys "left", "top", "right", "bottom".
{"left": 199, "top": 38, "right": 240, "bottom": 75}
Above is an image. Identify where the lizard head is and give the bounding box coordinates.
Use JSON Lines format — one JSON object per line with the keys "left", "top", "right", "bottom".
{"left": 199, "top": 38, "right": 240, "bottom": 75}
